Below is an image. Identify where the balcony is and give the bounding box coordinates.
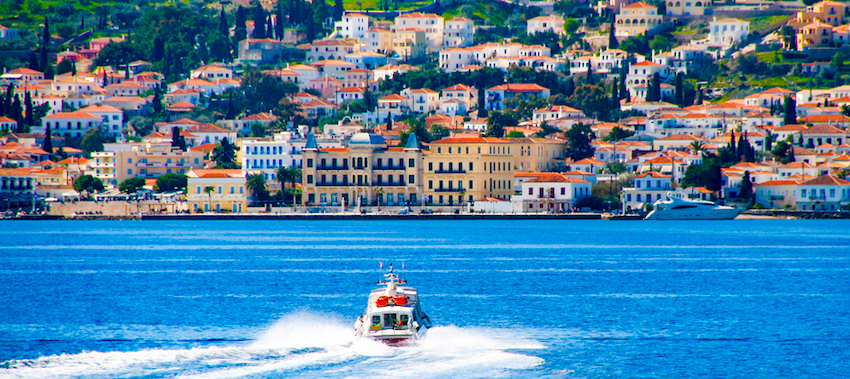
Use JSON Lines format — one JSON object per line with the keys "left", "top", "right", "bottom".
{"left": 374, "top": 165, "right": 405, "bottom": 171}
{"left": 434, "top": 169, "right": 466, "bottom": 174}
{"left": 434, "top": 187, "right": 464, "bottom": 192}
{"left": 317, "top": 165, "right": 349, "bottom": 170}
{"left": 373, "top": 181, "right": 406, "bottom": 187}
{"left": 770, "top": 195, "right": 784, "bottom": 200}
{"left": 316, "top": 182, "right": 350, "bottom": 187}
{"left": 91, "top": 162, "right": 115, "bottom": 168}
{"left": 807, "top": 195, "right": 827, "bottom": 200}
{"left": 137, "top": 162, "right": 164, "bottom": 167}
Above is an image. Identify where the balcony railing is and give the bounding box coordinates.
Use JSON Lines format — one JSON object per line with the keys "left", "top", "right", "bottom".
{"left": 434, "top": 169, "right": 466, "bottom": 174}
{"left": 317, "top": 165, "right": 349, "bottom": 170}
{"left": 316, "top": 182, "right": 350, "bottom": 187}
{"left": 808, "top": 195, "right": 827, "bottom": 200}
{"left": 770, "top": 195, "right": 784, "bottom": 200}
{"left": 434, "top": 187, "right": 464, "bottom": 192}
{"left": 373, "top": 181, "right": 406, "bottom": 187}
{"left": 374, "top": 165, "right": 405, "bottom": 170}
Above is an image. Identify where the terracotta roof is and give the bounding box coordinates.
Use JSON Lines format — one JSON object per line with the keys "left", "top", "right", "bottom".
{"left": 801, "top": 124, "right": 847, "bottom": 135}
{"left": 657, "top": 134, "right": 705, "bottom": 141}
{"left": 188, "top": 123, "right": 232, "bottom": 133}
{"left": 801, "top": 174, "right": 850, "bottom": 186}
{"left": 431, "top": 137, "right": 510, "bottom": 144}
{"left": 526, "top": 173, "right": 589, "bottom": 183}
{"left": 43, "top": 111, "right": 100, "bottom": 119}
{"left": 191, "top": 169, "right": 245, "bottom": 178}
{"left": 488, "top": 83, "right": 549, "bottom": 92}
{"left": 636, "top": 171, "right": 670, "bottom": 178}
{"left": 573, "top": 158, "right": 605, "bottom": 165}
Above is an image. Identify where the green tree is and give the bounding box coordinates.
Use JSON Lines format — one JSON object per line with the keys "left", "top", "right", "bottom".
{"left": 119, "top": 177, "right": 146, "bottom": 194}
{"left": 682, "top": 154, "right": 723, "bottom": 191}
{"left": 204, "top": 185, "right": 215, "bottom": 211}
{"left": 247, "top": 173, "right": 268, "bottom": 204}
{"left": 674, "top": 72, "right": 684, "bottom": 106}
{"left": 486, "top": 111, "right": 515, "bottom": 138}
{"left": 608, "top": 16, "right": 618, "bottom": 49}
{"left": 784, "top": 96, "right": 797, "bottom": 125}
{"left": 73, "top": 175, "right": 105, "bottom": 198}
{"left": 771, "top": 140, "right": 793, "bottom": 164}
{"left": 155, "top": 173, "right": 188, "bottom": 192}
{"left": 81, "top": 128, "right": 104, "bottom": 157}
{"left": 171, "top": 126, "right": 187, "bottom": 151}
{"left": 568, "top": 85, "right": 610, "bottom": 120}
{"left": 312, "top": 0, "right": 328, "bottom": 33}
{"left": 739, "top": 171, "right": 753, "bottom": 199}
{"left": 506, "top": 131, "right": 526, "bottom": 138}
{"left": 565, "top": 123, "right": 595, "bottom": 161}
{"left": 251, "top": 5, "right": 266, "bottom": 38}
{"left": 603, "top": 126, "right": 634, "bottom": 142}
{"left": 213, "top": 138, "right": 238, "bottom": 168}
{"left": 647, "top": 72, "right": 661, "bottom": 102}
{"left": 234, "top": 6, "right": 247, "bottom": 42}
{"left": 251, "top": 123, "right": 266, "bottom": 137}
{"left": 535, "top": 121, "right": 559, "bottom": 138}
{"left": 333, "top": 0, "right": 344, "bottom": 20}
{"left": 240, "top": 71, "right": 300, "bottom": 114}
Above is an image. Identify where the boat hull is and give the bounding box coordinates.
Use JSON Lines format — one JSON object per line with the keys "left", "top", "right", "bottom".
{"left": 645, "top": 207, "right": 740, "bottom": 220}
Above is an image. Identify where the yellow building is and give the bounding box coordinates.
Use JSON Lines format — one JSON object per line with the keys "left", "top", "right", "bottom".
{"left": 91, "top": 143, "right": 206, "bottom": 188}
{"left": 393, "top": 29, "right": 427, "bottom": 59}
{"left": 423, "top": 137, "right": 516, "bottom": 205}
{"left": 797, "top": 19, "right": 834, "bottom": 51}
{"left": 507, "top": 138, "right": 568, "bottom": 172}
{"left": 796, "top": 0, "right": 846, "bottom": 26}
{"left": 300, "top": 133, "right": 424, "bottom": 207}
{"left": 187, "top": 169, "right": 249, "bottom": 213}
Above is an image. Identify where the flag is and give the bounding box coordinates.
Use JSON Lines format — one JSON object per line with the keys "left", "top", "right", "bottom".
{"left": 402, "top": 263, "right": 405, "bottom": 270}
{"left": 379, "top": 261, "right": 383, "bottom": 269}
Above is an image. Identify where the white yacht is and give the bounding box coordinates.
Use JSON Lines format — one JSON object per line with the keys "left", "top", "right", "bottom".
{"left": 645, "top": 193, "right": 740, "bottom": 220}
{"left": 354, "top": 264, "right": 431, "bottom": 346}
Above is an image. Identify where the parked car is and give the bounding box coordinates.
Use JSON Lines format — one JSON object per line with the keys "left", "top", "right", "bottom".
{"left": 420, "top": 209, "right": 433, "bottom": 214}
{"left": 398, "top": 208, "right": 409, "bottom": 215}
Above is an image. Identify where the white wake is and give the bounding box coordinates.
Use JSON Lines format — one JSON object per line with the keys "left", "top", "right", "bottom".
{"left": 0, "top": 311, "right": 544, "bottom": 379}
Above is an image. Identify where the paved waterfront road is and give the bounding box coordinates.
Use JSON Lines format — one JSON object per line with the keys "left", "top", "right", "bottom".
{"left": 0, "top": 219, "right": 848, "bottom": 378}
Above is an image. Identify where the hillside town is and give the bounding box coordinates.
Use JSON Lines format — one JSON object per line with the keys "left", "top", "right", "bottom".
{"left": 2, "top": 0, "right": 850, "bottom": 216}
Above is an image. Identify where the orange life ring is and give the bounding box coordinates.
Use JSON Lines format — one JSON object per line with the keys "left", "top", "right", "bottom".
{"left": 376, "top": 296, "right": 390, "bottom": 307}
{"left": 393, "top": 295, "right": 408, "bottom": 306}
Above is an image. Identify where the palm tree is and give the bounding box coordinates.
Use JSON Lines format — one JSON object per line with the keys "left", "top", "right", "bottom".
{"left": 287, "top": 167, "right": 301, "bottom": 207}
{"left": 247, "top": 174, "right": 267, "bottom": 206}
{"left": 458, "top": 189, "right": 466, "bottom": 212}
{"left": 276, "top": 98, "right": 303, "bottom": 128}
{"left": 203, "top": 186, "right": 214, "bottom": 212}
{"left": 276, "top": 165, "right": 289, "bottom": 204}
{"left": 689, "top": 141, "right": 706, "bottom": 154}
{"left": 356, "top": 0, "right": 362, "bottom": 10}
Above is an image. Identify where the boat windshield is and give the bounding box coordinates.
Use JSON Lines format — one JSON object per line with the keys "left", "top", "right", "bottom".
{"left": 374, "top": 312, "right": 411, "bottom": 329}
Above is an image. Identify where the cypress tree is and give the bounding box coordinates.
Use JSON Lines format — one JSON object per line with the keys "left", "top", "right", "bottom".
{"left": 24, "top": 91, "right": 33, "bottom": 127}
{"left": 40, "top": 17, "right": 50, "bottom": 71}
{"left": 266, "top": 15, "right": 274, "bottom": 39}
{"left": 386, "top": 112, "right": 392, "bottom": 131}
{"left": 252, "top": 6, "right": 266, "bottom": 39}
{"left": 730, "top": 130, "right": 736, "bottom": 154}
{"left": 219, "top": 8, "right": 229, "bottom": 37}
{"left": 44, "top": 122, "right": 53, "bottom": 154}
{"left": 11, "top": 95, "right": 23, "bottom": 132}
{"left": 235, "top": 6, "right": 247, "bottom": 42}
{"left": 276, "top": 2, "right": 285, "bottom": 37}
{"left": 647, "top": 72, "right": 661, "bottom": 102}
{"left": 333, "top": 0, "right": 344, "bottom": 21}
{"left": 586, "top": 66, "right": 594, "bottom": 85}
{"left": 739, "top": 171, "right": 753, "bottom": 199}
{"left": 784, "top": 96, "right": 797, "bottom": 125}
{"left": 312, "top": 0, "right": 328, "bottom": 35}
{"left": 674, "top": 73, "right": 684, "bottom": 106}
{"left": 608, "top": 16, "right": 618, "bottom": 49}
{"left": 290, "top": 0, "right": 297, "bottom": 25}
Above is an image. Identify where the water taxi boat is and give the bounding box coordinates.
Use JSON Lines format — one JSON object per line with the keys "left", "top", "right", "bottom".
{"left": 353, "top": 264, "right": 431, "bottom": 345}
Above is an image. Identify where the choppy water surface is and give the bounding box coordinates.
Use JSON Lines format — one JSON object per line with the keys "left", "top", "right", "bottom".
{"left": 0, "top": 220, "right": 848, "bottom": 378}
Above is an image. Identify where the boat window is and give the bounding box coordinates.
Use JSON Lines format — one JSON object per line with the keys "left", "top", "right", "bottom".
{"left": 383, "top": 313, "right": 398, "bottom": 327}
{"left": 399, "top": 314, "right": 409, "bottom": 327}
{"left": 372, "top": 315, "right": 381, "bottom": 326}
{"left": 671, "top": 205, "right": 697, "bottom": 209}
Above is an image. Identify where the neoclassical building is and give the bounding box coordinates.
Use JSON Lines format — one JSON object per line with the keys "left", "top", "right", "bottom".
{"left": 615, "top": 2, "right": 664, "bottom": 38}
{"left": 301, "top": 133, "right": 424, "bottom": 208}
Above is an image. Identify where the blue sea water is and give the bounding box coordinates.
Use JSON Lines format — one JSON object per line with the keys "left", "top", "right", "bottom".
{"left": 0, "top": 219, "right": 848, "bottom": 378}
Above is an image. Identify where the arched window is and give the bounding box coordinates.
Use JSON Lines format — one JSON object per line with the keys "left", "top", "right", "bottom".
{"left": 640, "top": 19, "right": 646, "bottom": 25}
{"left": 675, "top": 1, "right": 680, "bottom": 6}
